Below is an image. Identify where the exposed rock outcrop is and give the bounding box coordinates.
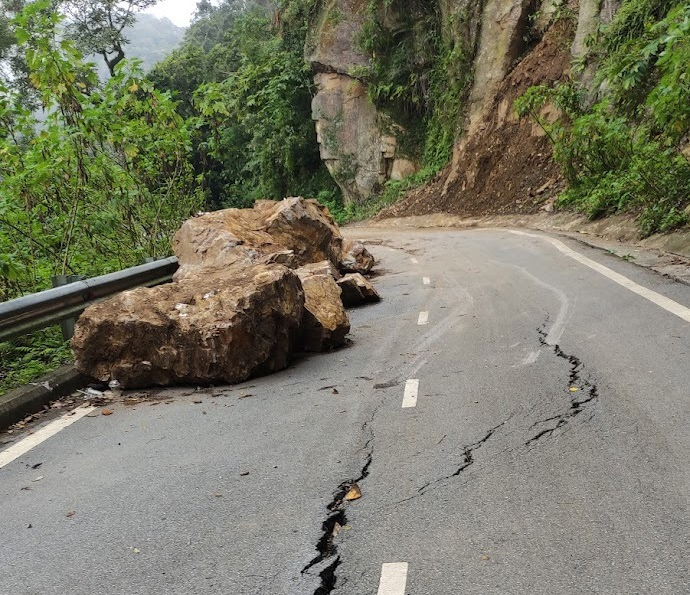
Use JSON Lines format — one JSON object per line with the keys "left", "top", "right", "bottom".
{"left": 73, "top": 264, "right": 304, "bottom": 388}
{"left": 307, "top": 0, "right": 416, "bottom": 204}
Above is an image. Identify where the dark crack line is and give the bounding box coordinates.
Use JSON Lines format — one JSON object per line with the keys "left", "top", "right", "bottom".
{"left": 526, "top": 326, "right": 600, "bottom": 446}
{"left": 415, "top": 418, "right": 508, "bottom": 496}
{"left": 300, "top": 397, "right": 381, "bottom": 595}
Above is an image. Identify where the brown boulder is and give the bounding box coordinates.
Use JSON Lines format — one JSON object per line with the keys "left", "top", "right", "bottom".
{"left": 72, "top": 264, "right": 304, "bottom": 388}
{"left": 262, "top": 198, "right": 343, "bottom": 267}
{"left": 337, "top": 273, "right": 381, "bottom": 307}
{"left": 297, "top": 263, "right": 350, "bottom": 351}
{"left": 172, "top": 197, "right": 344, "bottom": 280}
{"left": 340, "top": 239, "right": 375, "bottom": 274}
{"left": 296, "top": 259, "right": 341, "bottom": 281}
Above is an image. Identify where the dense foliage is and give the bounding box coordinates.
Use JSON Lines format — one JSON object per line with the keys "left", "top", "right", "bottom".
{"left": 354, "top": 0, "right": 473, "bottom": 172}
{"left": 516, "top": 0, "right": 690, "bottom": 235}
{"left": 0, "top": 0, "right": 338, "bottom": 394}
{"left": 0, "top": 1, "right": 203, "bottom": 392}
{"left": 150, "top": 0, "right": 338, "bottom": 209}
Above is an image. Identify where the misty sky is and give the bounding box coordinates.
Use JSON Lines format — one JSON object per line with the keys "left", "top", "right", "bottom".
{"left": 146, "top": 0, "right": 199, "bottom": 27}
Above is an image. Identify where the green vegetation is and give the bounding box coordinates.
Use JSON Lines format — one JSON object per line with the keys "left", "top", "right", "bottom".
{"left": 320, "top": 166, "right": 441, "bottom": 224}
{"left": 516, "top": 0, "right": 690, "bottom": 236}
{"left": 0, "top": 0, "right": 338, "bottom": 395}
{"left": 150, "top": 0, "right": 338, "bottom": 209}
{"left": 354, "top": 0, "right": 473, "bottom": 172}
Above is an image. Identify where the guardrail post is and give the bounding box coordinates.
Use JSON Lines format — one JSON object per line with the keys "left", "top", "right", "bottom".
{"left": 51, "top": 274, "right": 84, "bottom": 341}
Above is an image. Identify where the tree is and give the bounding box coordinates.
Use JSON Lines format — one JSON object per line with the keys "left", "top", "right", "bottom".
{"left": 60, "top": 0, "right": 158, "bottom": 76}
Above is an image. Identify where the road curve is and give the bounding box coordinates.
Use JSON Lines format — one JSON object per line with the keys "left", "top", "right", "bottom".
{"left": 1, "top": 227, "right": 688, "bottom": 595}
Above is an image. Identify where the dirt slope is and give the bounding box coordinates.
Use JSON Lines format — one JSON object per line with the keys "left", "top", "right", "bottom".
{"left": 378, "top": 20, "right": 574, "bottom": 219}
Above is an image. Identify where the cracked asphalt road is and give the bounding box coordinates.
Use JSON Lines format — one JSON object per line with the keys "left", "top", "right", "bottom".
{"left": 1, "top": 227, "right": 689, "bottom": 594}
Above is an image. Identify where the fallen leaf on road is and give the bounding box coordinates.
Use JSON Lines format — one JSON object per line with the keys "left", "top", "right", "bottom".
{"left": 193, "top": 400, "right": 203, "bottom": 404}
{"left": 101, "top": 409, "right": 113, "bottom": 416}
{"left": 240, "top": 471, "right": 249, "bottom": 476}
{"left": 31, "top": 476, "right": 43, "bottom": 482}
{"left": 480, "top": 554, "right": 490, "bottom": 561}
{"left": 27, "top": 523, "right": 32, "bottom": 529}
{"left": 30, "top": 462, "right": 42, "bottom": 469}
{"left": 66, "top": 511, "right": 75, "bottom": 518}
{"left": 344, "top": 484, "right": 362, "bottom": 501}
{"left": 212, "top": 492, "right": 223, "bottom": 497}
{"left": 331, "top": 388, "right": 339, "bottom": 394}
{"left": 569, "top": 387, "right": 579, "bottom": 392}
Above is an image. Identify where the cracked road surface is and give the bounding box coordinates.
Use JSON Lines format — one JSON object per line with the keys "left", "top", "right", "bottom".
{"left": 1, "top": 227, "right": 689, "bottom": 594}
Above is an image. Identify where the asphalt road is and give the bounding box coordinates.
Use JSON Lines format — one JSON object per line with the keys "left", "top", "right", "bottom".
{"left": 1, "top": 227, "right": 689, "bottom": 595}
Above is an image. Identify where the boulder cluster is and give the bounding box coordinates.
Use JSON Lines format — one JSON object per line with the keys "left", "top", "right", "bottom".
{"left": 72, "top": 198, "right": 379, "bottom": 388}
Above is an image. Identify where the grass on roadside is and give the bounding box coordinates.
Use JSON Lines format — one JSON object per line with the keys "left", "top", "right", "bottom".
{"left": 318, "top": 166, "right": 439, "bottom": 225}
{"left": 0, "top": 328, "right": 72, "bottom": 397}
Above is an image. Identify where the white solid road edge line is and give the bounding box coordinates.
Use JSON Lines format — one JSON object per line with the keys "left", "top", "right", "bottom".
{"left": 417, "top": 311, "right": 429, "bottom": 325}
{"left": 0, "top": 404, "right": 97, "bottom": 469}
{"left": 402, "top": 379, "right": 419, "bottom": 408}
{"left": 509, "top": 230, "right": 690, "bottom": 324}
{"left": 377, "top": 562, "right": 409, "bottom": 595}
{"left": 410, "top": 257, "right": 419, "bottom": 264}
{"left": 423, "top": 276, "right": 431, "bottom": 285}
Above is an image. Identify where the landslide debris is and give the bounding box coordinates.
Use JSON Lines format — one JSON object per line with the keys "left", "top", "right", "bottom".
{"left": 72, "top": 198, "right": 378, "bottom": 388}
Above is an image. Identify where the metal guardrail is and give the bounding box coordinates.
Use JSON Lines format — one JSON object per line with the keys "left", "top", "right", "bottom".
{"left": 0, "top": 257, "right": 179, "bottom": 342}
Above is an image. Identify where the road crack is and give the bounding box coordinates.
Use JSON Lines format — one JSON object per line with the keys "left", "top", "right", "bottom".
{"left": 300, "top": 399, "right": 380, "bottom": 594}
{"left": 415, "top": 419, "right": 508, "bottom": 496}
{"left": 526, "top": 326, "right": 599, "bottom": 446}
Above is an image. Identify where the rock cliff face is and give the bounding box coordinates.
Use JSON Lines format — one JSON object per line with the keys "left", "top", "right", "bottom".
{"left": 307, "top": 0, "right": 417, "bottom": 204}
{"left": 307, "top": 0, "right": 622, "bottom": 210}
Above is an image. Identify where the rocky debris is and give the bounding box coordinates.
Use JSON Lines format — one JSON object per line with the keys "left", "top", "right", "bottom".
{"left": 297, "top": 263, "right": 350, "bottom": 352}
{"left": 73, "top": 198, "right": 381, "bottom": 389}
{"left": 297, "top": 260, "right": 342, "bottom": 280}
{"left": 73, "top": 264, "right": 304, "bottom": 389}
{"left": 173, "top": 197, "right": 346, "bottom": 280}
{"left": 340, "top": 239, "right": 375, "bottom": 274}
{"left": 337, "top": 274, "right": 381, "bottom": 307}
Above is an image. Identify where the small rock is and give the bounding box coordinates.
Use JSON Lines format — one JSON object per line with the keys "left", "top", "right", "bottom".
{"left": 337, "top": 273, "right": 381, "bottom": 307}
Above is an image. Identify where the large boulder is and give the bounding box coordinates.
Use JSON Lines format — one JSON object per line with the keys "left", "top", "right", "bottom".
{"left": 340, "top": 239, "right": 375, "bottom": 274}
{"left": 296, "top": 263, "right": 350, "bottom": 351}
{"left": 337, "top": 273, "right": 381, "bottom": 307}
{"left": 262, "top": 198, "right": 343, "bottom": 267}
{"left": 173, "top": 197, "right": 344, "bottom": 279}
{"left": 72, "top": 264, "right": 304, "bottom": 388}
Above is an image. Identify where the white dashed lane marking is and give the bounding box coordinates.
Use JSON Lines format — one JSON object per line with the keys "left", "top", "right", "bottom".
{"left": 402, "top": 379, "right": 419, "bottom": 408}
{"left": 377, "top": 563, "right": 409, "bottom": 595}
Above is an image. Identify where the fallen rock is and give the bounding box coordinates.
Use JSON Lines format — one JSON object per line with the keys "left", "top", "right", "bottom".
{"left": 337, "top": 273, "right": 381, "bottom": 307}
{"left": 72, "top": 264, "right": 304, "bottom": 388}
{"left": 263, "top": 198, "right": 344, "bottom": 267}
{"left": 340, "top": 239, "right": 375, "bottom": 274}
{"left": 297, "top": 263, "right": 349, "bottom": 351}
{"left": 173, "top": 197, "right": 344, "bottom": 280}
{"left": 296, "top": 259, "right": 341, "bottom": 281}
